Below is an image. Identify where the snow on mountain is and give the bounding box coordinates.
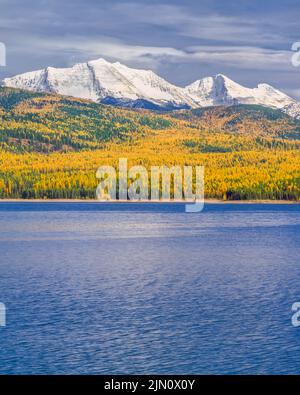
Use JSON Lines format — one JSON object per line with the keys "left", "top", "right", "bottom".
{"left": 282, "top": 101, "right": 300, "bottom": 119}
{"left": 184, "top": 74, "right": 298, "bottom": 115}
{"left": 2, "top": 58, "right": 193, "bottom": 109}
{"left": 2, "top": 59, "right": 300, "bottom": 117}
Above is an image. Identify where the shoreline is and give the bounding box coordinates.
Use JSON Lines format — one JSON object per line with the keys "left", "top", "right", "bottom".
{"left": 0, "top": 199, "right": 299, "bottom": 204}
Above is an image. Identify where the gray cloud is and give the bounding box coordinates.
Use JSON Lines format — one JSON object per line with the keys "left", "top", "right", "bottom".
{"left": 1, "top": 0, "right": 300, "bottom": 99}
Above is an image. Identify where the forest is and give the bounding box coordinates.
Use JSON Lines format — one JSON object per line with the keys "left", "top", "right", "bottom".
{"left": 1, "top": 86, "right": 300, "bottom": 200}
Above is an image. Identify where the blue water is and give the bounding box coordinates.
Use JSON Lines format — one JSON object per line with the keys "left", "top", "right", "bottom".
{"left": 0, "top": 202, "right": 300, "bottom": 374}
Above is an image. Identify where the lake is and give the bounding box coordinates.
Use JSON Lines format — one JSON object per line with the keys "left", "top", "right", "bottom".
{"left": 0, "top": 202, "right": 300, "bottom": 374}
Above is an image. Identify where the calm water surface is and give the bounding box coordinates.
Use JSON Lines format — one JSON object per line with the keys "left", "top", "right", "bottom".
{"left": 0, "top": 202, "right": 300, "bottom": 374}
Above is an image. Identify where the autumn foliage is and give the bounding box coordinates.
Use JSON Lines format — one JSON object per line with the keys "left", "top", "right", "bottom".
{"left": 1, "top": 87, "right": 300, "bottom": 200}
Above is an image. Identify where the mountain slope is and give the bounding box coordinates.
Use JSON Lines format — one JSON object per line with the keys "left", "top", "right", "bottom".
{"left": 1, "top": 86, "right": 300, "bottom": 154}
{"left": 0, "top": 87, "right": 174, "bottom": 152}
{"left": 3, "top": 58, "right": 300, "bottom": 117}
{"left": 1, "top": 87, "right": 300, "bottom": 200}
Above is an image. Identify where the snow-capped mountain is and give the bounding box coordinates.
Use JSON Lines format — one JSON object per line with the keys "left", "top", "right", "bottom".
{"left": 184, "top": 74, "right": 298, "bottom": 116}
{"left": 2, "top": 58, "right": 300, "bottom": 117}
{"left": 2, "top": 58, "right": 193, "bottom": 110}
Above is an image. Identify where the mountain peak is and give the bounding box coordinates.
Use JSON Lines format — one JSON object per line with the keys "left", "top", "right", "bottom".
{"left": 89, "top": 57, "right": 110, "bottom": 64}
{"left": 215, "top": 73, "right": 230, "bottom": 80}
{"left": 2, "top": 57, "right": 299, "bottom": 118}
{"left": 257, "top": 83, "right": 272, "bottom": 89}
{"left": 185, "top": 74, "right": 297, "bottom": 112}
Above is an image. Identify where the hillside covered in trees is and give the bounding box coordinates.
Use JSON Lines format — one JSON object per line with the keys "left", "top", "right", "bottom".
{"left": 1, "top": 86, "right": 300, "bottom": 200}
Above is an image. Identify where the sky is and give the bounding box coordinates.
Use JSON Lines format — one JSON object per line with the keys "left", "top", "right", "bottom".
{"left": 1, "top": 0, "right": 300, "bottom": 98}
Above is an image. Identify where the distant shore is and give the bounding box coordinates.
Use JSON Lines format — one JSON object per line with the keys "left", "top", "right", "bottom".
{"left": 0, "top": 199, "right": 299, "bottom": 204}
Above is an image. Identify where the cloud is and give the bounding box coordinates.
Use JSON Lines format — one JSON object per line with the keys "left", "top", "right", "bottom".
{"left": 5, "top": 31, "right": 294, "bottom": 76}
{"left": 1, "top": 0, "right": 299, "bottom": 96}
{"left": 111, "top": 2, "right": 286, "bottom": 45}
{"left": 8, "top": 35, "right": 188, "bottom": 70}
{"left": 24, "top": 35, "right": 294, "bottom": 72}
{"left": 187, "top": 46, "right": 293, "bottom": 71}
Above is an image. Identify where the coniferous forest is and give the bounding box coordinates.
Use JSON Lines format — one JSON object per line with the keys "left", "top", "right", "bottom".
{"left": 1, "top": 87, "right": 300, "bottom": 200}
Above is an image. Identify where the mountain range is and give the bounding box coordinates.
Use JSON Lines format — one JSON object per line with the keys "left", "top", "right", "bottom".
{"left": 3, "top": 57, "right": 300, "bottom": 118}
